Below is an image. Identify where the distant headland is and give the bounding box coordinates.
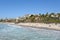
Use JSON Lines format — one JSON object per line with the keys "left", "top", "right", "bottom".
{"left": 0, "top": 13, "right": 60, "bottom": 23}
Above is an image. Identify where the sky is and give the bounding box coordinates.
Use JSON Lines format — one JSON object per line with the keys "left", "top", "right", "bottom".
{"left": 0, "top": 0, "right": 60, "bottom": 18}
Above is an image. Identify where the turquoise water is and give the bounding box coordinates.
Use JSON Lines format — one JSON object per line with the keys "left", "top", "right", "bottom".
{"left": 0, "top": 24, "right": 60, "bottom": 40}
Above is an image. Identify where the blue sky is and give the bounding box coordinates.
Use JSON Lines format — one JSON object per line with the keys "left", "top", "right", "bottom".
{"left": 0, "top": 0, "right": 60, "bottom": 18}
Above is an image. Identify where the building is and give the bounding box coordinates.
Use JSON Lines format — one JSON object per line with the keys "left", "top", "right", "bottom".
{"left": 16, "top": 17, "right": 19, "bottom": 22}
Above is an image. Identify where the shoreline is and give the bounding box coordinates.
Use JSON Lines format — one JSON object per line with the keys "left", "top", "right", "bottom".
{"left": 1, "top": 22, "right": 60, "bottom": 31}
{"left": 17, "top": 23, "right": 60, "bottom": 31}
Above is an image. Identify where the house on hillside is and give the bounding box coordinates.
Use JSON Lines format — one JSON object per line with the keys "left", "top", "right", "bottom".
{"left": 51, "top": 14, "right": 59, "bottom": 18}
{"left": 16, "top": 17, "right": 19, "bottom": 22}
{"left": 24, "top": 14, "right": 31, "bottom": 18}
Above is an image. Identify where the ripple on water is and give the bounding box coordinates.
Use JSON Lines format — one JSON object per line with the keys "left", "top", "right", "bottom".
{"left": 0, "top": 24, "right": 60, "bottom": 40}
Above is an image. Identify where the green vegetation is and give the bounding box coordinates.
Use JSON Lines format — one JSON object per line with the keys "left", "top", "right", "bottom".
{"left": 0, "top": 13, "right": 60, "bottom": 23}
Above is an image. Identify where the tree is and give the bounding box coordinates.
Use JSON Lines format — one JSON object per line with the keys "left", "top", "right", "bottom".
{"left": 29, "top": 14, "right": 35, "bottom": 22}
{"left": 49, "top": 13, "right": 55, "bottom": 17}
{"left": 41, "top": 14, "right": 45, "bottom": 17}
{"left": 39, "top": 13, "right": 41, "bottom": 16}
{"left": 50, "top": 12, "right": 55, "bottom": 15}
{"left": 45, "top": 12, "right": 49, "bottom": 17}
{"left": 0, "top": 19, "right": 3, "bottom": 22}
{"left": 57, "top": 13, "right": 60, "bottom": 16}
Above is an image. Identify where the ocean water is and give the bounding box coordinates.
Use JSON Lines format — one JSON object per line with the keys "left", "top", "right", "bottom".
{"left": 0, "top": 24, "right": 60, "bottom": 40}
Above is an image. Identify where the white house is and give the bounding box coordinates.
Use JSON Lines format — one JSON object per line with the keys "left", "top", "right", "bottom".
{"left": 51, "top": 14, "right": 59, "bottom": 17}
{"left": 16, "top": 17, "right": 19, "bottom": 22}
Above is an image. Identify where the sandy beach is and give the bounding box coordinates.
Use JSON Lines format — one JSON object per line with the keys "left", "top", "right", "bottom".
{"left": 4, "top": 22, "right": 60, "bottom": 31}
{"left": 17, "top": 23, "right": 60, "bottom": 30}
